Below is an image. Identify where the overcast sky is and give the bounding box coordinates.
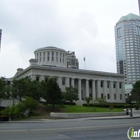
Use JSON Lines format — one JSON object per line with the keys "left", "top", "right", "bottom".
{"left": 0, "top": 0, "right": 139, "bottom": 78}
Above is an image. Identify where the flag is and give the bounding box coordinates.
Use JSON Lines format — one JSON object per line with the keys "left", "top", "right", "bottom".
{"left": 83, "top": 57, "right": 85, "bottom": 61}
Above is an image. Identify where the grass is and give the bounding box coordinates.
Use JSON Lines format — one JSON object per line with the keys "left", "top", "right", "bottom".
{"left": 12, "top": 104, "right": 124, "bottom": 120}
{"left": 63, "top": 105, "right": 124, "bottom": 113}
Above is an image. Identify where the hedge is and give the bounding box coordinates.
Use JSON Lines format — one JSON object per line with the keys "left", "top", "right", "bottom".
{"left": 83, "top": 103, "right": 139, "bottom": 109}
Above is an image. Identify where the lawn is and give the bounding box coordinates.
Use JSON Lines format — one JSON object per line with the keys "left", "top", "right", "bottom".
{"left": 64, "top": 105, "right": 124, "bottom": 113}
{"left": 12, "top": 104, "right": 124, "bottom": 120}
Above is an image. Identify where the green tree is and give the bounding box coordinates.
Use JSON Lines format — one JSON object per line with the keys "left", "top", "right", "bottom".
{"left": 131, "top": 80, "right": 140, "bottom": 107}
{"left": 28, "top": 80, "right": 42, "bottom": 101}
{"left": 1, "top": 97, "right": 38, "bottom": 119}
{"left": 11, "top": 77, "right": 31, "bottom": 101}
{"left": 44, "top": 78, "right": 62, "bottom": 107}
{"left": 0, "top": 77, "right": 10, "bottom": 99}
{"left": 65, "top": 86, "right": 78, "bottom": 105}
{"left": 96, "top": 97, "right": 106, "bottom": 104}
{"left": 85, "top": 97, "right": 92, "bottom": 106}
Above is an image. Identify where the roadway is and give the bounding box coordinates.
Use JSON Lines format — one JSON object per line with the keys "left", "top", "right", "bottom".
{"left": 0, "top": 118, "right": 140, "bottom": 140}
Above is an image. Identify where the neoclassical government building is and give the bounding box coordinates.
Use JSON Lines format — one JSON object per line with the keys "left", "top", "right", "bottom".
{"left": 13, "top": 46, "right": 125, "bottom": 104}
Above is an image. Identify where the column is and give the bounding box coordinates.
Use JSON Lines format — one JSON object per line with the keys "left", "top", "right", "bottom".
{"left": 86, "top": 79, "right": 89, "bottom": 97}
{"left": 57, "top": 77, "right": 62, "bottom": 89}
{"left": 31, "top": 74, "right": 36, "bottom": 81}
{"left": 50, "top": 51, "right": 52, "bottom": 62}
{"left": 39, "top": 75, "right": 45, "bottom": 82}
{"left": 71, "top": 78, "right": 74, "bottom": 87}
{"left": 97, "top": 80, "right": 100, "bottom": 98}
{"left": 116, "top": 81, "right": 120, "bottom": 102}
{"left": 92, "top": 80, "right": 95, "bottom": 101}
{"left": 121, "top": 82, "right": 125, "bottom": 102}
{"left": 103, "top": 80, "right": 107, "bottom": 100}
{"left": 66, "top": 77, "right": 70, "bottom": 87}
{"left": 78, "top": 79, "right": 82, "bottom": 100}
{"left": 110, "top": 81, "right": 113, "bottom": 102}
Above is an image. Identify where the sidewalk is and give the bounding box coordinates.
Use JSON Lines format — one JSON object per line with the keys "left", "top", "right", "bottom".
{"left": 1, "top": 110, "right": 140, "bottom": 123}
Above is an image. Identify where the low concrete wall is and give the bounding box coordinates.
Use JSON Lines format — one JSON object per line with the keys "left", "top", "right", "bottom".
{"left": 50, "top": 112, "right": 125, "bottom": 119}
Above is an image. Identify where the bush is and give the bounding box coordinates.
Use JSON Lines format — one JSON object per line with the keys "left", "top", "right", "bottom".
{"left": 1, "top": 97, "right": 39, "bottom": 119}
{"left": 83, "top": 103, "right": 139, "bottom": 109}
{"left": 63, "top": 102, "right": 76, "bottom": 105}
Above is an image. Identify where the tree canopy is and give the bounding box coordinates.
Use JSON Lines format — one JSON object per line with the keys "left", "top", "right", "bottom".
{"left": 11, "top": 77, "right": 31, "bottom": 101}
{"left": 44, "top": 78, "right": 62, "bottom": 107}
{"left": 65, "top": 86, "right": 78, "bottom": 105}
{"left": 0, "top": 77, "right": 10, "bottom": 99}
{"left": 131, "top": 80, "right": 140, "bottom": 106}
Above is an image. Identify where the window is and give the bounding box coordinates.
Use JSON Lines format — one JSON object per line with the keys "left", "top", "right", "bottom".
{"left": 43, "top": 52, "right": 45, "bottom": 61}
{"left": 45, "top": 77, "right": 48, "bottom": 82}
{"left": 48, "top": 52, "right": 49, "bottom": 61}
{"left": 120, "top": 94, "right": 122, "bottom": 100}
{"left": 62, "top": 78, "right": 65, "bottom": 85}
{"left": 117, "top": 27, "right": 122, "bottom": 37}
{"left": 136, "top": 26, "right": 140, "bottom": 36}
{"left": 36, "top": 76, "right": 39, "bottom": 81}
{"left": 101, "top": 94, "right": 104, "bottom": 99}
{"left": 101, "top": 81, "right": 103, "bottom": 87}
{"left": 107, "top": 81, "right": 110, "bottom": 88}
{"left": 113, "top": 82, "right": 116, "bottom": 88}
{"left": 119, "top": 83, "right": 122, "bottom": 88}
{"left": 107, "top": 94, "right": 110, "bottom": 99}
{"left": 52, "top": 52, "right": 54, "bottom": 61}
{"left": 114, "top": 94, "right": 116, "bottom": 100}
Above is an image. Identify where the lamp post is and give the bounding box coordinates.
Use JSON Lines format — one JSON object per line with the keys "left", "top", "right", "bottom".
{"left": 129, "top": 93, "right": 133, "bottom": 117}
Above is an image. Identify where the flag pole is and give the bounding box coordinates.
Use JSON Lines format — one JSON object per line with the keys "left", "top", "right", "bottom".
{"left": 83, "top": 57, "right": 86, "bottom": 69}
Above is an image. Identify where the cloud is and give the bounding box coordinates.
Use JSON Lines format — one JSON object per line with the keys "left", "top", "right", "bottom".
{"left": 0, "top": 0, "right": 138, "bottom": 77}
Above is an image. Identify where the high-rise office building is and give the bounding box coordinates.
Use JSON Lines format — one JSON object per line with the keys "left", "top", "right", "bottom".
{"left": 115, "top": 13, "right": 140, "bottom": 84}
{"left": 0, "top": 29, "right": 2, "bottom": 51}
{"left": 138, "top": 0, "right": 140, "bottom": 15}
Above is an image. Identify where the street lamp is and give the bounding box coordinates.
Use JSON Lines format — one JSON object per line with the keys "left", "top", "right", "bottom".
{"left": 129, "top": 93, "right": 133, "bottom": 117}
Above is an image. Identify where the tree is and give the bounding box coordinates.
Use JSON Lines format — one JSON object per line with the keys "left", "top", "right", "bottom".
{"left": 85, "top": 97, "right": 92, "bottom": 106}
{"left": 95, "top": 97, "right": 106, "bottom": 104}
{"left": 65, "top": 86, "right": 78, "bottom": 105}
{"left": 44, "top": 78, "right": 62, "bottom": 107}
{"left": 11, "top": 77, "right": 31, "bottom": 101}
{"left": 28, "top": 80, "right": 42, "bottom": 101}
{"left": 1, "top": 97, "right": 38, "bottom": 119}
{"left": 131, "top": 80, "right": 140, "bottom": 107}
{"left": 0, "top": 77, "right": 10, "bottom": 99}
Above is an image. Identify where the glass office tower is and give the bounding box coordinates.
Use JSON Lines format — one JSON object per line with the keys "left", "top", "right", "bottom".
{"left": 0, "top": 29, "right": 2, "bottom": 51}
{"left": 115, "top": 13, "right": 140, "bottom": 84}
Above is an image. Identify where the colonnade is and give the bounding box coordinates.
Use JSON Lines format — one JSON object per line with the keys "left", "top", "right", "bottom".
{"left": 31, "top": 75, "right": 125, "bottom": 102}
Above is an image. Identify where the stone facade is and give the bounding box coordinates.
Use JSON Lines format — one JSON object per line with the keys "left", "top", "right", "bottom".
{"left": 14, "top": 65, "right": 125, "bottom": 103}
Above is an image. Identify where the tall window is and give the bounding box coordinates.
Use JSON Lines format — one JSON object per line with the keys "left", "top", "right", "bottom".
{"left": 107, "top": 81, "right": 110, "bottom": 88}
{"left": 114, "top": 94, "right": 116, "bottom": 100}
{"left": 52, "top": 51, "right": 54, "bottom": 61}
{"left": 113, "top": 82, "right": 116, "bottom": 88}
{"left": 136, "top": 26, "right": 140, "bottom": 36}
{"left": 62, "top": 77, "right": 65, "bottom": 85}
{"left": 120, "top": 94, "right": 122, "bottom": 100}
{"left": 40, "top": 52, "right": 42, "bottom": 62}
{"left": 48, "top": 52, "right": 49, "bottom": 61}
{"left": 119, "top": 83, "right": 122, "bottom": 88}
{"left": 101, "top": 81, "right": 103, "bottom": 87}
{"left": 117, "top": 27, "right": 122, "bottom": 38}
{"left": 107, "top": 94, "right": 110, "bottom": 99}
{"left": 43, "top": 52, "right": 45, "bottom": 61}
